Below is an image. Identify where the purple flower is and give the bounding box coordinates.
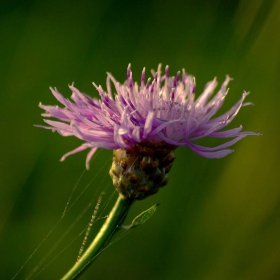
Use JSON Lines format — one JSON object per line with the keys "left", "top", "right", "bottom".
{"left": 38, "top": 64, "right": 259, "bottom": 169}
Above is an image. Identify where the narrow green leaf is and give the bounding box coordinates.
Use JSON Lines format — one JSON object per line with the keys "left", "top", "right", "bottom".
{"left": 130, "top": 204, "right": 159, "bottom": 229}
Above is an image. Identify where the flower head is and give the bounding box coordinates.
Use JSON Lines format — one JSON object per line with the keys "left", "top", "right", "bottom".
{"left": 38, "top": 64, "right": 258, "bottom": 169}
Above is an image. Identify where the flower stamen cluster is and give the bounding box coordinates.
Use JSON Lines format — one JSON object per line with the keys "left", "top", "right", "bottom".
{"left": 38, "top": 64, "right": 259, "bottom": 169}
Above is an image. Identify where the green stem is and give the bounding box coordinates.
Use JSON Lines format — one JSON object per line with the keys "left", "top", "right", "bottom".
{"left": 61, "top": 195, "right": 133, "bottom": 280}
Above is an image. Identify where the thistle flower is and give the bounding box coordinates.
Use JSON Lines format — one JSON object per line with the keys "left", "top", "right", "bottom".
{"left": 39, "top": 64, "right": 258, "bottom": 199}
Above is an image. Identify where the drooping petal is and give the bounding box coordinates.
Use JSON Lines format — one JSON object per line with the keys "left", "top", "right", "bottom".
{"left": 86, "top": 147, "right": 98, "bottom": 170}
{"left": 190, "top": 145, "right": 234, "bottom": 158}
{"left": 60, "top": 144, "right": 91, "bottom": 162}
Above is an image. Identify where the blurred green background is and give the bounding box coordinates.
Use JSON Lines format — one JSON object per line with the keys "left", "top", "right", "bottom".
{"left": 1, "top": 0, "right": 279, "bottom": 279}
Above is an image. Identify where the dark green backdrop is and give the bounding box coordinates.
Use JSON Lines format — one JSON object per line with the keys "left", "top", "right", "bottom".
{"left": 1, "top": 0, "right": 279, "bottom": 279}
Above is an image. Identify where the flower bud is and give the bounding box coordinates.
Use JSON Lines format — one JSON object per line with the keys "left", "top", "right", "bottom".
{"left": 109, "top": 142, "right": 175, "bottom": 200}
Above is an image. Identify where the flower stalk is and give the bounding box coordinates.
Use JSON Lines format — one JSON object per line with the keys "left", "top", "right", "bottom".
{"left": 61, "top": 195, "right": 133, "bottom": 280}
